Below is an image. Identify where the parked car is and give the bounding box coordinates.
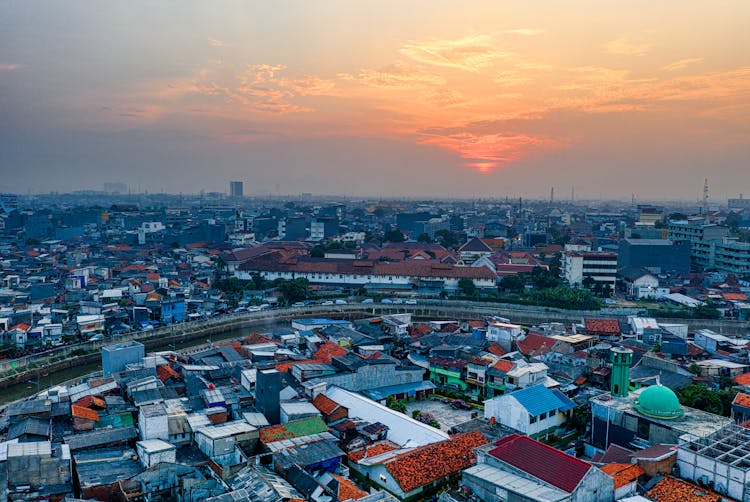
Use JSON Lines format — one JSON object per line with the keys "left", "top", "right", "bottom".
{"left": 361, "top": 298, "right": 374, "bottom": 304}
{"left": 335, "top": 299, "right": 347, "bottom": 305}
{"left": 450, "top": 399, "right": 472, "bottom": 410}
{"left": 321, "top": 300, "right": 334, "bottom": 306}
{"left": 405, "top": 299, "right": 417, "bottom": 305}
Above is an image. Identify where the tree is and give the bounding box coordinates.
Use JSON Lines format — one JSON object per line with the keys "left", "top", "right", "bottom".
{"left": 548, "top": 252, "right": 562, "bottom": 277}
{"left": 530, "top": 266, "right": 560, "bottom": 289}
{"left": 677, "top": 384, "right": 723, "bottom": 416}
{"left": 386, "top": 396, "right": 407, "bottom": 413}
{"left": 581, "top": 276, "right": 596, "bottom": 290}
{"left": 417, "top": 233, "right": 432, "bottom": 243}
{"left": 278, "top": 278, "right": 310, "bottom": 305}
{"left": 458, "top": 278, "right": 478, "bottom": 297}
{"left": 435, "top": 229, "right": 461, "bottom": 249}
{"left": 499, "top": 274, "right": 525, "bottom": 292}
{"left": 383, "top": 229, "right": 406, "bottom": 243}
{"left": 310, "top": 246, "right": 325, "bottom": 258}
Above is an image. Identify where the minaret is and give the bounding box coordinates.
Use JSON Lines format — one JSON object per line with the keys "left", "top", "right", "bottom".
{"left": 703, "top": 178, "right": 710, "bottom": 214}
{"left": 610, "top": 347, "right": 633, "bottom": 397}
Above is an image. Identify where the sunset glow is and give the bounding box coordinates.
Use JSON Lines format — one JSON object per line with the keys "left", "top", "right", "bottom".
{"left": 2, "top": 1, "right": 749, "bottom": 198}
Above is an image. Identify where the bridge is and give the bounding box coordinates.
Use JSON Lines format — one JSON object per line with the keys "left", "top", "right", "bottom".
{"left": 1, "top": 301, "right": 749, "bottom": 390}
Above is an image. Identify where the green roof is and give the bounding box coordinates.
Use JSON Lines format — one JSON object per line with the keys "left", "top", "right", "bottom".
{"left": 95, "top": 412, "right": 134, "bottom": 429}
{"left": 260, "top": 416, "right": 328, "bottom": 443}
{"left": 633, "top": 385, "right": 684, "bottom": 420}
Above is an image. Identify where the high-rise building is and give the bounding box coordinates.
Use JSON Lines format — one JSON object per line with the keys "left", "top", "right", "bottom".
{"left": 229, "top": 181, "right": 244, "bottom": 198}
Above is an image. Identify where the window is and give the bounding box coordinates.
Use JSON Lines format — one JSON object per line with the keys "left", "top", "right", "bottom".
{"left": 529, "top": 414, "right": 537, "bottom": 424}
{"left": 539, "top": 412, "right": 547, "bottom": 421}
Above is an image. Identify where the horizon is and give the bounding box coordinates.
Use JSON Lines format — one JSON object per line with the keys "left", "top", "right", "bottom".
{"left": 2, "top": 1, "right": 749, "bottom": 199}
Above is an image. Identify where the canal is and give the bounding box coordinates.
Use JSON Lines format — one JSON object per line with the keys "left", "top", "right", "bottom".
{"left": 0, "top": 323, "right": 273, "bottom": 405}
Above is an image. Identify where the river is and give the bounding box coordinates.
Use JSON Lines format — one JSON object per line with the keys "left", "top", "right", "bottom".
{"left": 0, "top": 323, "right": 272, "bottom": 405}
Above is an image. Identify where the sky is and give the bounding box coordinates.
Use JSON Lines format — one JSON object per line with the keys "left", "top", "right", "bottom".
{"left": 1, "top": 1, "right": 749, "bottom": 200}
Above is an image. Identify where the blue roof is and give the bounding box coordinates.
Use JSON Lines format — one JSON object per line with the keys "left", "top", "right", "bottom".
{"left": 509, "top": 384, "right": 577, "bottom": 416}
{"left": 362, "top": 380, "right": 437, "bottom": 401}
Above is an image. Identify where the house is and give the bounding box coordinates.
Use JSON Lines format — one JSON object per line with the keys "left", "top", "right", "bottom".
{"left": 619, "top": 267, "right": 667, "bottom": 299}
{"left": 351, "top": 431, "right": 488, "bottom": 500}
{"left": 583, "top": 318, "right": 621, "bottom": 341}
{"left": 463, "top": 434, "right": 614, "bottom": 502}
{"left": 483, "top": 384, "right": 577, "bottom": 438}
{"left": 645, "top": 475, "right": 734, "bottom": 502}
{"left": 732, "top": 392, "right": 750, "bottom": 423}
{"left": 486, "top": 322, "right": 523, "bottom": 352}
{"left": 600, "top": 463, "right": 644, "bottom": 500}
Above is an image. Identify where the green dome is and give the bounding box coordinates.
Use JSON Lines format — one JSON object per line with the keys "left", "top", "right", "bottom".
{"left": 633, "top": 385, "right": 683, "bottom": 420}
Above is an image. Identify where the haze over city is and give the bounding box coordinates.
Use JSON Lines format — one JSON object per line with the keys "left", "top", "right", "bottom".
{"left": 2, "top": 1, "right": 749, "bottom": 199}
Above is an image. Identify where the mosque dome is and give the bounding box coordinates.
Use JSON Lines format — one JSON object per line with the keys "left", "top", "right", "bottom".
{"left": 633, "top": 384, "right": 684, "bottom": 420}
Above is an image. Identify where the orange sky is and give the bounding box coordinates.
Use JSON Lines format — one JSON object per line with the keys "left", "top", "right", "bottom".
{"left": 2, "top": 1, "right": 749, "bottom": 198}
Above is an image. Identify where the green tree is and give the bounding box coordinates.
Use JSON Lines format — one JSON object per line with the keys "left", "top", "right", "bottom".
{"left": 530, "top": 266, "right": 560, "bottom": 289}
{"left": 435, "top": 229, "right": 461, "bottom": 249}
{"left": 458, "top": 278, "right": 478, "bottom": 296}
{"left": 417, "top": 232, "right": 432, "bottom": 243}
{"left": 677, "top": 384, "right": 724, "bottom": 415}
{"left": 278, "top": 278, "right": 310, "bottom": 305}
{"left": 499, "top": 274, "right": 525, "bottom": 292}
{"left": 383, "top": 229, "right": 406, "bottom": 243}
{"left": 386, "top": 396, "right": 407, "bottom": 413}
{"left": 310, "top": 246, "right": 325, "bottom": 258}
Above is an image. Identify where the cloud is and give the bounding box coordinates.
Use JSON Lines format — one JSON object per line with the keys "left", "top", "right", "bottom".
{"left": 661, "top": 57, "right": 703, "bottom": 72}
{"left": 0, "top": 63, "right": 21, "bottom": 71}
{"left": 504, "top": 28, "right": 544, "bottom": 36}
{"left": 343, "top": 63, "right": 445, "bottom": 88}
{"left": 605, "top": 35, "right": 652, "bottom": 56}
{"left": 399, "top": 34, "right": 507, "bottom": 72}
{"left": 418, "top": 129, "right": 561, "bottom": 172}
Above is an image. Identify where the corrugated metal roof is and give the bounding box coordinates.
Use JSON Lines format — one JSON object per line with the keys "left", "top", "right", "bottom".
{"left": 508, "top": 384, "right": 577, "bottom": 416}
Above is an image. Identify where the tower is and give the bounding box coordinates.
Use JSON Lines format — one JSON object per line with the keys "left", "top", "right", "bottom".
{"left": 702, "top": 178, "right": 709, "bottom": 213}
{"left": 230, "top": 181, "right": 244, "bottom": 198}
{"left": 610, "top": 346, "right": 633, "bottom": 397}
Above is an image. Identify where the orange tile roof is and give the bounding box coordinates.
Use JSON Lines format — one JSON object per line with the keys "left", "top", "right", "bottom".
{"left": 314, "top": 341, "right": 348, "bottom": 363}
{"left": 312, "top": 394, "right": 345, "bottom": 416}
{"left": 517, "top": 333, "right": 557, "bottom": 356}
{"left": 645, "top": 476, "right": 738, "bottom": 502}
{"left": 734, "top": 392, "right": 750, "bottom": 408}
{"left": 156, "top": 364, "right": 181, "bottom": 382}
{"left": 723, "top": 292, "right": 749, "bottom": 301}
{"left": 331, "top": 473, "right": 368, "bottom": 501}
{"left": 385, "top": 431, "right": 488, "bottom": 493}
{"left": 71, "top": 405, "right": 99, "bottom": 421}
{"left": 600, "top": 463, "right": 644, "bottom": 489}
{"left": 734, "top": 373, "right": 750, "bottom": 386}
{"left": 486, "top": 343, "right": 506, "bottom": 356}
{"left": 347, "top": 440, "right": 400, "bottom": 463}
{"left": 492, "top": 360, "right": 515, "bottom": 373}
{"left": 584, "top": 318, "right": 621, "bottom": 334}
{"left": 9, "top": 323, "right": 30, "bottom": 332}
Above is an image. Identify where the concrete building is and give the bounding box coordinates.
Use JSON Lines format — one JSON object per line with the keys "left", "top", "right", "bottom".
{"left": 463, "top": 434, "right": 614, "bottom": 502}
{"left": 102, "top": 341, "right": 145, "bottom": 376}
{"left": 195, "top": 421, "right": 259, "bottom": 458}
{"left": 562, "top": 251, "right": 617, "bottom": 292}
{"left": 136, "top": 439, "right": 177, "bottom": 468}
{"left": 486, "top": 322, "right": 523, "bottom": 352}
{"left": 229, "top": 181, "right": 243, "bottom": 198}
{"left": 617, "top": 239, "right": 691, "bottom": 274}
{"left": 483, "top": 384, "right": 577, "bottom": 438}
{"left": 6, "top": 441, "right": 73, "bottom": 500}
{"left": 677, "top": 424, "right": 750, "bottom": 501}
{"left": 256, "top": 369, "right": 282, "bottom": 425}
{"left": 139, "top": 402, "right": 169, "bottom": 440}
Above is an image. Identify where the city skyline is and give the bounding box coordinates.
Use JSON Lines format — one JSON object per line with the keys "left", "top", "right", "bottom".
{"left": 2, "top": 1, "right": 750, "bottom": 199}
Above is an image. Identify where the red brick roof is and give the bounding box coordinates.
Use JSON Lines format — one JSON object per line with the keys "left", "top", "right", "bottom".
{"left": 347, "top": 440, "right": 400, "bottom": 463}
{"left": 385, "top": 431, "right": 488, "bottom": 493}
{"left": 156, "top": 365, "right": 181, "bottom": 382}
{"left": 312, "top": 394, "right": 345, "bottom": 417}
{"left": 492, "top": 360, "right": 515, "bottom": 373}
{"left": 734, "top": 392, "right": 750, "bottom": 408}
{"left": 600, "top": 463, "right": 644, "bottom": 489}
{"left": 487, "top": 343, "right": 506, "bottom": 356}
{"left": 735, "top": 372, "right": 750, "bottom": 386}
{"left": 584, "top": 318, "right": 621, "bottom": 335}
{"left": 489, "top": 434, "right": 592, "bottom": 493}
{"left": 314, "top": 341, "right": 348, "bottom": 363}
{"left": 517, "top": 333, "right": 557, "bottom": 356}
{"left": 331, "top": 473, "right": 368, "bottom": 501}
{"left": 645, "top": 476, "right": 738, "bottom": 502}
{"left": 71, "top": 405, "right": 99, "bottom": 421}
